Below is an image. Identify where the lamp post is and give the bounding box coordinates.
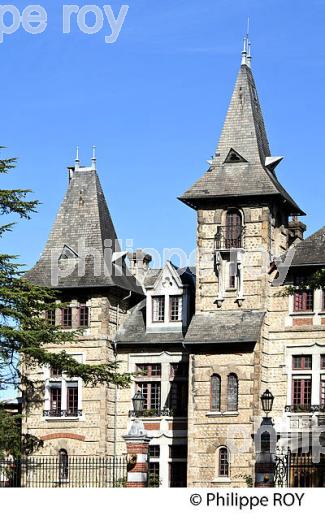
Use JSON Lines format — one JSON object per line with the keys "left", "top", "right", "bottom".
{"left": 261, "top": 389, "right": 274, "bottom": 417}
{"left": 122, "top": 391, "right": 151, "bottom": 488}
{"left": 132, "top": 390, "right": 145, "bottom": 417}
{"left": 255, "top": 389, "right": 277, "bottom": 488}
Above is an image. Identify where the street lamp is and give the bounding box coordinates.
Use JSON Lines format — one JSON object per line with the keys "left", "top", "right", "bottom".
{"left": 255, "top": 389, "right": 276, "bottom": 488}
{"left": 261, "top": 389, "right": 274, "bottom": 417}
{"left": 132, "top": 390, "right": 145, "bottom": 417}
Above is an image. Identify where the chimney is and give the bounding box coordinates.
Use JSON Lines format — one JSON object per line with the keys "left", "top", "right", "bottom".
{"left": 127, "top": 249, "right": 152, "bottom": 285}
{"left": 288, "top": 216, "right": 306, "bottom": 245}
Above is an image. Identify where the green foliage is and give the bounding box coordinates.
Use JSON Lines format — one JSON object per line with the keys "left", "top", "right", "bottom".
{"left": 282, "top": 268, "right": 325, "bottom": 295}
{"left": 0, "top": 407, "right": 21, "bottom": 458}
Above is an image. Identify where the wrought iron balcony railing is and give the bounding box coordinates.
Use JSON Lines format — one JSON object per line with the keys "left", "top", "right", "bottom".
{"left": 215, "top": 225, "right": 245, "bottom": 250}
{"left": 128, "top": 407, "right": 187, "bottom": 418}
{"left": 285, "top": 404, "right": 325, "bottom": 413}
{"left": 43, "top": 409, "right": 83, "bottom": 418}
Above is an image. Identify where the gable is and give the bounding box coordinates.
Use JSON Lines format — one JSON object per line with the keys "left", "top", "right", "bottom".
{"left": 224, "top": 148, "right": 247, "bottom": 164}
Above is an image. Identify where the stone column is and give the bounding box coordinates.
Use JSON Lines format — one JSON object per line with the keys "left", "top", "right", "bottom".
{"left": 254, "top": 418, "right": 277, "bottom": 487}
{"left": 123, "top": 419, "right": 151, "bottom": 488}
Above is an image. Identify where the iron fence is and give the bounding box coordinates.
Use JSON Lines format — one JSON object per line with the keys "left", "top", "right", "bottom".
{"left": 0, "top": 456, "right": 127, "bottom": 488}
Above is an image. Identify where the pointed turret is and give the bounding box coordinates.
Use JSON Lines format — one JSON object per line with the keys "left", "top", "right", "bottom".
{"left": 27, "top": 152, "right": 143, "bottom": 294}
{"left": 179, "top": 44, "right": 304, "bottom": 215}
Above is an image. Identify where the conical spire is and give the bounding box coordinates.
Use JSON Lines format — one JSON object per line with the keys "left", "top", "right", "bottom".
{"left": 27, "top": 165, "right": 143, "bottom": 293}
{"left": 179, "top": 42, "right": 304, "bottom": 215}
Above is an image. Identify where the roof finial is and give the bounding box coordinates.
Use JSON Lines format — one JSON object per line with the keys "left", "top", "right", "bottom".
{"left": 92, "top": 145, "right": 96, "bottom": 170}
{"left": 75, "top": 146, "right": 80, "bottom": 170}
{"left": 241, "top": 18, "right": 251, "bottom": 67}
{"left": 247, "top": 40, "right": 252, "bottom": 68}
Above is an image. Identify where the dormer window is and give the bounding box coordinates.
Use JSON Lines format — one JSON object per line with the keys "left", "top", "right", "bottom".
{"left": 170, "top": 296, "right": 182, "bottom": 322}
{"left": 152, "top": 296, "right": 165, "bottom": 322}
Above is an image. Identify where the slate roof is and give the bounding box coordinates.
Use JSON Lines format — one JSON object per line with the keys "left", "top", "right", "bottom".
{"left": 115, "top": 300, "right": 185, "bottom": 344}
{"left": 179, "top": 64, "right": 304, "bottom": 215}
{"left": 291, "top": 226, "right": 325, "bottom": 267}
{"left": 143, "top": 265, "right": 196, "bottom": 289}
{"left": 26, "top": 168, "right": 143, "bottom": 294}
{"left": 116, "top": 266, "right": 195, "bottom": 344}
{"left": 184, "top": 311, "right": 265, "bottom": 345}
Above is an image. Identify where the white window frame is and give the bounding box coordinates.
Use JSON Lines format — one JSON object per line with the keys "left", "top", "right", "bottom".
{"left": 286, "top": 344, "right": 325, "bottom": 410}
{"left": 44, "top": 353, "right": 84, "bottom": 421}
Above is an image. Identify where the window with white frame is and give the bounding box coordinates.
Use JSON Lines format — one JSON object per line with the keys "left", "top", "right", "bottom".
{"left": 44, "top": 354, "right": 83, "bottom": 418}
{"left": 135, "top": 363, "right": 161, "bottom": 411}
{"left": 132, "top": 355, "right": 189, "bottom": 417}
{"left": 169, "top": 296, "right": 182, "bottom": 321}
{"left": 287, "top": 349, "right": 325, "bottom": 412}
{"left": 152, "top": 296, "right": 165, "bottom": 322}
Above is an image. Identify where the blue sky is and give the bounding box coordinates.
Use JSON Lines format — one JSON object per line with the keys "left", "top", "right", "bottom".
{"left": 1, "top": 0, "right": 325, "bottom": 399}
{"left": 1, "top": 0, "right": 325, "bottom": 270}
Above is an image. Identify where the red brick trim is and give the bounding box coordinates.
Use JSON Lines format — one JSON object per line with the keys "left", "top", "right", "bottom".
{"left": 143, "top": 423, "right": 160, "bottom": 430}
{"left": 129, "top": 463, "right": 148, "bottom": 473}
{"left": 293, "top": 318, "right": 313, "bottom": 326}
{"left": 41, "top": 433, "right": 85, "bottom": 441}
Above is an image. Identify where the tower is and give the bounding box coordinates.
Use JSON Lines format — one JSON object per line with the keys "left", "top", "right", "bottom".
{"left": 24, "top": 151, "right": 143, "bottom": 457}
{"left": 179, "top": 39, "right": 305, "bottom": 486}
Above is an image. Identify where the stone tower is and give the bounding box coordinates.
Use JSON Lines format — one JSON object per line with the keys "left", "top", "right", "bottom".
{"left": 24, "top": 155, "right": 143, "bottom": 456}
{"left": 179, "top": 42, "right": 304, "bottom": 486}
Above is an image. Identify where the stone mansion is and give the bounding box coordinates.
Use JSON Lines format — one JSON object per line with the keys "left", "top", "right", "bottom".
{"left": 24, "top": 41, "right": 325, "bottom": 487}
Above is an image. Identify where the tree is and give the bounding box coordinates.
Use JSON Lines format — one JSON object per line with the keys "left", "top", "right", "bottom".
{"left": 0, "top": 150, "right": 131, "bottom": 455}
{"left": 283, "top": 269, "right": 325, "bottom": 294}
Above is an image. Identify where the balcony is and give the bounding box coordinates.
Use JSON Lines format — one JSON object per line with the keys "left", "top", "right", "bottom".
{"left": 285, "top": 404, "right": 325, "bottom": 413}
{"left": 215, "top": 225, "right": 245, "bottom": 250}
{"left": 128, "top": 407, "right": 186, "bottom": 418}
{"left": 43, "top": 409, "right": 83, "bottom": 418}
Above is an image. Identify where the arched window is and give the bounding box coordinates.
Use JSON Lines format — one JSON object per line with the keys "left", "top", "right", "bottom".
{"left": 218, "top": 447, "right": 229, "bottom": 477}
{"left": 261, "top": 431, "right": 271, "bottom": 453}
{"left": 225, "top": 210, "right": 242, "bottom": 249}
{"left": 227, "top": 373, "right": 238, "bottom": 412}
{"left": 211, "top": 374, "right": 221, "bottom": 411}
{"left": 59, "top": 449, "right": 69, "bottom": 480}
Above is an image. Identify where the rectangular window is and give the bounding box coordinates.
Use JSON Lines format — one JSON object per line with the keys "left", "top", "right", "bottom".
{"left": 61, "top": 307, "right": 72, "bottom": 328}
{"left": 170, "top": 296, "right": 182, "bottom": 321}
{"left": 293, "top": 277, "right": 313, "bottom": 312}
{"left": 46, "top": 309, "right": 56, "bottom": 326}
{"left": 50, "top": 386, "right": 62, "bottom": 415}
{"left": 292, "top": 378, "right": 312, "bottom": 408}
{"left": 66, "top": 382, "right": 78, "bottom": 416}
{"left": 292, "top": 355, "right": 312, "bottom": 370}
{"left": 148, "top": 462, "right": 160, "bottom": 487}
{"left": 137, "top": 382, "right": 161, "bottom": 411}
{"left": 152, "top": 296, "right": 165, "bottom": 322}
{"left": 321, "top": 355, "right": 325, "bottom": 370}
{"left": 50, "top": 367, "right": 62, "bottom": 377}
{"left": 321, "top": 377, "right": 325, "bottom": 407}
{"left": 136, "top": 364, "right": 161, "bottom": 377}
{"left": 169, "top": 381, "right": 188, "bottom": 415}
{"left": 169, "top": 445, "right": 187, "bottom": 459}
{"left": 79, "top": 305, "right": 89, "bottom": 327}
{"left": 149, "top": 445, "right": 160, "bottom": 458}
